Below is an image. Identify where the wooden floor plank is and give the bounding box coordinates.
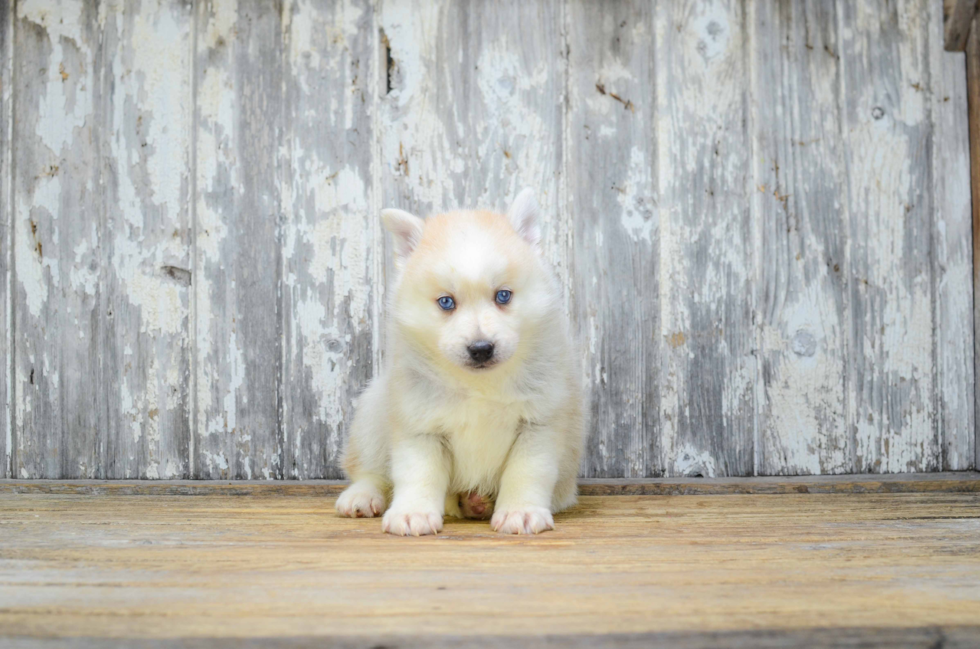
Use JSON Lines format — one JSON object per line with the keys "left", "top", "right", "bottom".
{"left": 2, "top": 472, "right": 978, "bottom": 496}
{"left": 0, "top": 489, "right": 978, "bottom": 644}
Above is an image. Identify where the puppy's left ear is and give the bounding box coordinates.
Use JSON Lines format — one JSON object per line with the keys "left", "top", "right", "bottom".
{"left": 381, "top": 208, "right": 425, "bottom": 264}
{"left": 506, "top": 188, "right": 542, "bottom": 249}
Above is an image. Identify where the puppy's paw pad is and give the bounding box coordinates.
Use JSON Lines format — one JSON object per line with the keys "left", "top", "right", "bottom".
{"left": 382, "top": 509, "right": 443, "bottom": 536}
{"left": 491, "top": 506, "right": 554, "bottom": 535}
{"left": 336, "top": 486, "right": 386, "bottom": 518}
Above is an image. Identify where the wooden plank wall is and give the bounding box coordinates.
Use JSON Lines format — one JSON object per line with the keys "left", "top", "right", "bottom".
{"left": 1, "top": 0, "right": 974, "bottom": 479}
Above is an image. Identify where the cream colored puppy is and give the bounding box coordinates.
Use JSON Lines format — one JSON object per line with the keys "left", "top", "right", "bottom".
{"left": 336, "top": 189, "right": 586, "bottom": 536}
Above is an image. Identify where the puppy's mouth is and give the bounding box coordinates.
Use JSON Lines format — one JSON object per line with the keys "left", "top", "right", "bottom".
{"left": 465, "top": 360, "right": 498, "bottom": 371}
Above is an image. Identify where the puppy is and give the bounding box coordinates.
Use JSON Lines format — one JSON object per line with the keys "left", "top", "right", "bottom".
{"left": 335, "top": 189, "right": 586, "bottom": 536}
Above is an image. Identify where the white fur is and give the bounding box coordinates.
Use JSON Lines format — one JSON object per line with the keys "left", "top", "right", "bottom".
{"left": 337, "top": 190, "right": 587, "bottom": 536}
{"left": 506, "top": 188, "right": 542, "bottom": 249}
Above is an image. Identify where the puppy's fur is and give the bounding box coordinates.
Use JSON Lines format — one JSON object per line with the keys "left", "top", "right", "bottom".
{"left": 336, "top": 190, "right": 586, "bottom": 536}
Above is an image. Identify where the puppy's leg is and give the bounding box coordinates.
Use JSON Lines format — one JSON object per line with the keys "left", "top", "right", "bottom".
{"left": 337, "top": 381, "right": 391, "bottom": 518}
{"left": 492, "top": 424, "right": 560, "bottom": 535}
{"left": 382, "top": 434, "right": 450, "bottom": 536}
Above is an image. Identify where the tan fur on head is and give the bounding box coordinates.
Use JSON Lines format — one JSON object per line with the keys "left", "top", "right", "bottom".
{"left": 336, "top": 189, "right": 587, "bottom": 536}
{"left": 392, "top": 209, "right": 555, "bottom": 378}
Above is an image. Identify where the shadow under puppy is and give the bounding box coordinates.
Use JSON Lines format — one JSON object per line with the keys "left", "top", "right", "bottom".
{"left": 336, "top": 189, "right": 587, "bottom": 536}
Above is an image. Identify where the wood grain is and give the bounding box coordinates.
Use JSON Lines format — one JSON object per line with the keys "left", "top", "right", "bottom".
{"left": 0, "top": 490, "right": 978, "bottom": 640}
{"left": 2, "top": 472, "right": 978, "bottom": 496}
{"left": 931, "top": 1, "right": 975, "bottom": 470}
{"left": 0, "top": 0, "right": 975, "bottom": 480}
{"left": 945, "top": 0, "right": 979, "bottom": 51}
{"left": 751, "top": 0, "right": 850, "bottom": 475}
{"left": 970, "top": 17, "right": 980, "bottom": 473}
{"left": 101, "top": 0, "right": 194, "bottom": 479}
{"left": 842, "top": 0, "right": 939, "bottom": 473}
{"left": 656, "top": 0, "right": 754, "bottom": 477}
{"left": 13, "top": 0, "right": 107, "bottom": 478}
{"left": 378, "top": 0, "right": 565, "bottom": 269}
{"left": 566, "top": 0, "right": 659, "bottom": 478}
{"left": 193, "top": 0, "right": 284, "bottom": 479}
{"left": 6, "top": 628, "right": 980, "bottom": 649}
{"left": 0, "top": 0, "right": 11, "bottom": 479}
{"left": 281, "top": 0, "right": 379, "bottom": 479}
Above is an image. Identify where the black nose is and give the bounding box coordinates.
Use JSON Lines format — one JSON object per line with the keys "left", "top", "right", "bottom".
{"left": 467, "top": 341, "right": 495, "bottom": 363}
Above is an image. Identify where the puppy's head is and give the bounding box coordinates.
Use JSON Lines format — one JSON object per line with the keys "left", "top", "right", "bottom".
{"left": 383, "top": 189, "right": 553, "bottom": 373}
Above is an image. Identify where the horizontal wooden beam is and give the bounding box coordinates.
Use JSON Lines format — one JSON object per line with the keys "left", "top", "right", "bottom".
{"left": 946, "top": 0, "right": 980, "bottom": 51}
{"left": 1, "top": 472, "right": 978, "bottom": 497}
{"left": 6, "top": 627, "right": 980, "bottom": 649}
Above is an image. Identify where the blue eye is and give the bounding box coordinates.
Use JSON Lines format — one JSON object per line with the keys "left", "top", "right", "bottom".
{"left": 495, "top": 290, "right": 512, "bottom": 305}
{"left": 437, "top": 296, "right": 456, "bottom": 311}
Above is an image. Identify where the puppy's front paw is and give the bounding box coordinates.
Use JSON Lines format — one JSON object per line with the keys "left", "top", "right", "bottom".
{"left": 382, "top": 507, "right": 443, "bottom": 536}
{"left": 336, "top": 482, "right": 386, "bottom": 518}
{"left": 491, "top": 506, "right": 554, "bottom": 535}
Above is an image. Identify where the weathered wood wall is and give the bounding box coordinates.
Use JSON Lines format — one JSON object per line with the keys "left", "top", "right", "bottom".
{"left": 1, "top": 0, "right": 974, "bottom": 480}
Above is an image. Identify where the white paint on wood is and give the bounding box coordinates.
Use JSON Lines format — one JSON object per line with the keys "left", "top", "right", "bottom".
{"left": 14, "top": 0, "right": 104, "bottom": 478}
{"left": 281, "top": 0, "right": 378, "bottom": 479}
{"left": 929, "top": 0, "right": 975, "bottom": 470}
{"left": 19, "top": 1, "right": 90, "bottom": 154}
{"left": 751, "top": 0, "right": 850, "bottom": 475}
{"left": 193, "top": 0, "right": 283, "bottom": 479}
{"left": 656, "top": 0, "right": 755, "bottom": 477}
{"left": 1, "top": 0, "right": 12, "bottom": 478}
{"left": 567, "top": 0, "right": 659, "bottom": 477}
{"left": 379, "top": 0, "right": 564, "bottom": 269}
{"left": 1, "top": 0, "right": 975, "bottom": 478}
{"left": 103, "top": 0, "right": 193, "bottom": 479}
{"left": 841, "top": 0, "right": 939, "bottom": 473}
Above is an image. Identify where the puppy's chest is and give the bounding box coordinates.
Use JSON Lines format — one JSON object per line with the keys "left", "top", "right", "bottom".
{"left": 436, "top": 399, "right": 522, "bottom": 486}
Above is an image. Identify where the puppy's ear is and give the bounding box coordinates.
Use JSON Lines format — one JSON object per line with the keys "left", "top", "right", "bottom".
{"left": 506, "top": 188, "right": 541, "bottom": 249}
{"left": 381, "top": 208, "right": 425, "bottom": 263}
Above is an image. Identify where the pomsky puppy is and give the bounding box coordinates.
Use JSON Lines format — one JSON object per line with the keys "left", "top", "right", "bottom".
{"left": 336, "top": 189, "right": 586, "bottom": 536}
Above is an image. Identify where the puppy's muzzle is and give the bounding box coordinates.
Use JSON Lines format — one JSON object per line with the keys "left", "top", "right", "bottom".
{"left": 466, "top": 340, "right": 495, "bottom": 365}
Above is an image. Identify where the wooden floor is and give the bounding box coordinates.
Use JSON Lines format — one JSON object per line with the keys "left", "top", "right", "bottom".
{"left": 2, "top": 476, "right": 980, "bottom": 648}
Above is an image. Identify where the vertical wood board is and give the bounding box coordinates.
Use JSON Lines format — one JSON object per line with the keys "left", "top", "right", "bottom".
{"left": 193, "top": 0, "right": 283, "bottom": 479}
{"left": 566, "top": 0, "right": 660, "bottom": 477}
{"left": 930, "top": 0, "right": 975, "bottom": 471}
{"left": 751, "top": 0, "right": 851, "bottom": 475}
{"left": 378, "top": 0, "right": 565, "bottom": 269}
{"left": 13, "top": 0, "right": 107, "bottom": 478}
{"left": 840, "top": 0, "right": 939, "bottom": 473}
{"left": 281, "top": 0, "right": 379, "bottom": 479}
{"left": 101, "top": 0, "right": 194, "bottom": 479}
{"left": 655, "top": 0, "right": 755, "bottom": 477}
{"left": 968, "top": 18, "right": 980, "bottom": 472}
{"left": 0, "top": 0, "right": 11, "bottom": 479}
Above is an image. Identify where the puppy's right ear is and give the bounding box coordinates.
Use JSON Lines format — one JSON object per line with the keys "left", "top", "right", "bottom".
{"left": 381, "top": 208, "right": 424, "bottom": 263}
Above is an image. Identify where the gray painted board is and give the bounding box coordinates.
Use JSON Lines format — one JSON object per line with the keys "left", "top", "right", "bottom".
{"left": 13, "top": 1, "right": 107, "bottom": 478}
{"left": 101, "top": 0, "right": 194, "bottom": 479}
{"left": 930, "top": 0, "right": 975, "bottom": 470}
{"left": 0, "top": 0, "right": 974, "bottom": 479}
{"left": 841, "top": 0, "right": 939, "bottom": 473}
{"left": 656, "top": 0, "right": 755, "bottom": 477}
{"left": 281, "top": 0, "right": 379, "bottom": 479}
{"left": 752, "top": 0, "right": 850, "bottom": 475}
{"left": 566, "top": 0, "right": 660, "bottom": 478}
{"left": 193, "top": 0, "right": 283, "bottom": 479}
{"left": 1, "top": 0, "right": 11, "bottom": 479}
{"left": 378, "top": 0, "right": 565, "bottom": 264}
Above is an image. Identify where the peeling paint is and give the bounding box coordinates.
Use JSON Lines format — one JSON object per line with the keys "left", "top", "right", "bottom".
{"left": 19, "top": 0, "right": 92, "bottom": 155}
{"left": 6, "top": 0, "right": 973, "bottom": 480}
